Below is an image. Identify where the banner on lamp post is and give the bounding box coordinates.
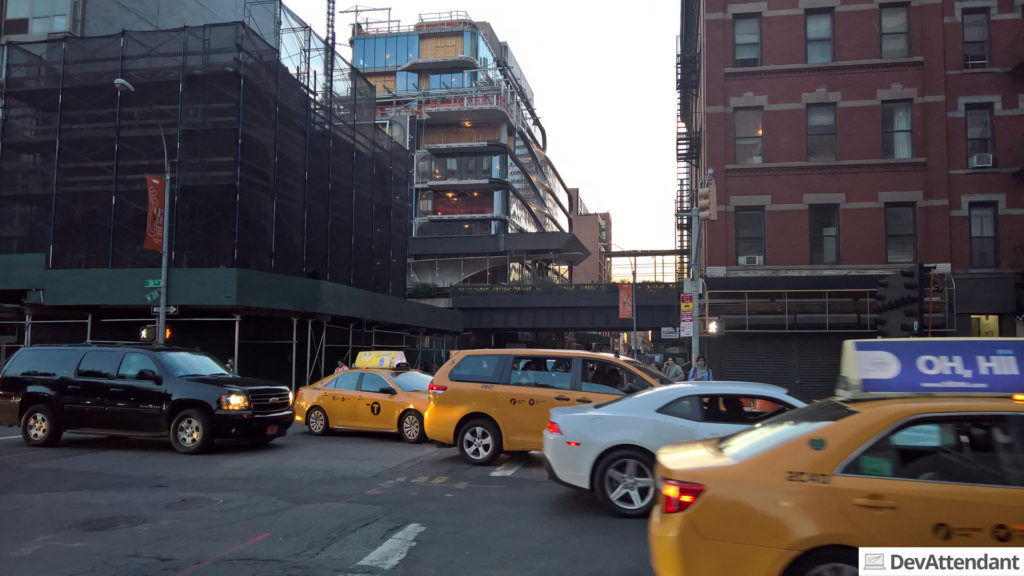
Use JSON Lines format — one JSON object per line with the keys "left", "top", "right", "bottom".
{"left": 618, "top": 283, "right": 633, "bottom": 319}
{"left": 144, "top": 174, "right": 165, "bottom": 252}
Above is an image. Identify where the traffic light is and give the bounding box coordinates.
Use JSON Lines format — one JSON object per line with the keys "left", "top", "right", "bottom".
{"left": 874, "top": 265, "right": 926, "bottom": 338}
{"left": 697, "top": 182, "right": 717, "bottom": 221}
{"left": 139, "top": 325, "right": 172, "bottom": 342}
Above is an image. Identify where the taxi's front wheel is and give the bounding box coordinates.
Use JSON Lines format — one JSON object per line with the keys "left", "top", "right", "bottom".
{"left": 785, "top": 548, "right": 857, "bottom": 576}
{"left": 400, "top": 410, "right": 425, "bottom": 443}
{"left": 457, "top": 418, "right": 502, "bottom": 465}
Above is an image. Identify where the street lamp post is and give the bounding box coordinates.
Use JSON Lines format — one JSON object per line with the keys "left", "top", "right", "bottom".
{"left": 115, "top": 78, "right": 172, "bottom": 346}
{"left": 602, "top": 242, "right": 639, "bottom": 358}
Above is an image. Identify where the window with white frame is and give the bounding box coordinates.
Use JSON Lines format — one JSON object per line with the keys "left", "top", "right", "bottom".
{"left": 962, "top": 10, "right": 990, "bottom": 69}
{"left": 882, "top": 101, "right": 913, "bottom": 159}
{"left": 806, "top": 10, "right": 834, "bottom": 64}
{"left": 733, "top": 14, "right": 761, "bottom": 67}
{"left": 807, "top": 104, "right": 837, "bottom": 162}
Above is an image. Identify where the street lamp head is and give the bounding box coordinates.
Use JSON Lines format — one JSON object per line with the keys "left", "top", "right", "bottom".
{"left": 113, "top": 78, "right": 135, "bottom": 94}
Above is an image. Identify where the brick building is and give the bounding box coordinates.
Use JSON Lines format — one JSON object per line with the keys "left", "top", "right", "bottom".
{"left": 679, "top": 0, "right": 1023, "bottom": 397}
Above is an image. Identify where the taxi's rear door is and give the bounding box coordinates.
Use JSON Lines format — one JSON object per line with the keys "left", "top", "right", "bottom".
{"left": 830, "top": 413, "right": 1024, "bottom": 546}
{"left": 493, "top": 355, "right": 576, "bottom": 449}
{"left": 319, "top": 371, "right": 362, "bottom": 427}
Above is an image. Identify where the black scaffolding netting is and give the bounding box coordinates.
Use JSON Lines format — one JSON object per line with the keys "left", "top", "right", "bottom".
{"left": 0, "top": 22, "right": 411, "bottom": 298}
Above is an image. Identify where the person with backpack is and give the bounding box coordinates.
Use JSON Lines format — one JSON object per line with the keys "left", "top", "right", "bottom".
{"left": 688, "top": 355, "right": 713, "bottom": 381}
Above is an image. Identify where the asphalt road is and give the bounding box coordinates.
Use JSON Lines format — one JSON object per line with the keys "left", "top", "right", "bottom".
{"left": 0, "top": 427, "right": 652, "bottom": 576}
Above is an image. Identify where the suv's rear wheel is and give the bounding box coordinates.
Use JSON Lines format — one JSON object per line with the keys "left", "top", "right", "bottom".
{"left": 594, "top": 448, "right": 656, "bottom": 518}
{"left": 457, "top": 418, "right": 502, "bottom": 465}
{"left": 399, "top": 410, "right": 425, "bottom": 443}
{"left": 21, "top": 404, "right": 62, "bottom": 447}
{"left": 170, "top": 408, "right": 213, "bottom": 454}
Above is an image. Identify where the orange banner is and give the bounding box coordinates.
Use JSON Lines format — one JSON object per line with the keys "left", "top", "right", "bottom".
{"left": 144, "top": 174, "right": 165, "bottom": 252}
{"left": 618, "top": 284, "right": 633, "bottom": 319}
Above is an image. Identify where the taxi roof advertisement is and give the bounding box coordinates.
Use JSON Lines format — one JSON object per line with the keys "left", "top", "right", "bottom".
{"left": 850, "top": 339, "right": 1023, "bottom": 394}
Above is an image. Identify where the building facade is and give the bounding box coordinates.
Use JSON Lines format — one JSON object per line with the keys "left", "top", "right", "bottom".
{"left": 680, "top": 0, "right": 1024, "bottom": 397}
{"left": 350, "top": 11, "right": 586, "bottom": 291}
{"left": 0, "top": 0, "right": 462, "bottom": 385}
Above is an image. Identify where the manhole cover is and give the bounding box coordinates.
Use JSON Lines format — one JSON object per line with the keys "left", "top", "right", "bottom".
{"left": 163, "top": 497, "right": 223, "bottom": 511}
{"left": 72, "top": 516, "right": 145, "bottom": 532}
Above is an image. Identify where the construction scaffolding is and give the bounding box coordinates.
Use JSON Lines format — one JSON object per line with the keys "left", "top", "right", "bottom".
{"left": 0, "top": 2, "right": 411, "bottom": 296}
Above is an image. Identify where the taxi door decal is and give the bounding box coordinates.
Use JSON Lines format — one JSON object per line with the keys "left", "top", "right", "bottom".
{"left": 370, "top": 401, "right": 381, "bottom": 416}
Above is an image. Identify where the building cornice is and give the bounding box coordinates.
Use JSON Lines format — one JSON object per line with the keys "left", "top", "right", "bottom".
{"left": 725, "top": 158, "right": 927, "bottom": 176}
{"left": 724, "top": 57, "right": 924, "bottom": 79}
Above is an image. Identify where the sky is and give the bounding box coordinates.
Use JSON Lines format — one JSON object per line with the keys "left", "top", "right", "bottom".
{"left": 286, "top": 1, "right": 681, "bottom": 252}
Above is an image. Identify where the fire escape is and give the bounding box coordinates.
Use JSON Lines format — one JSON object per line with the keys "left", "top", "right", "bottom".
{"left": 675, "top": 33, "right": 700, "bottom": 281}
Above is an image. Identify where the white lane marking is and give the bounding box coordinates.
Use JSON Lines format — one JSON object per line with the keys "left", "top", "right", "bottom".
{"left": 490, "top": 458, "right": 526, "bottom": 477}
{"left": 0, "top": 435, "right": 22, "bottom": 440}
{"left": 356, "top": 523, "right": 426, "bottom": 570}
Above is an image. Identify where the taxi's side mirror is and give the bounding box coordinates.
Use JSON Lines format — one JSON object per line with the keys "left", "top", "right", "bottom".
{"left": 379, "top": 386, "right": 397, "bottom": 395}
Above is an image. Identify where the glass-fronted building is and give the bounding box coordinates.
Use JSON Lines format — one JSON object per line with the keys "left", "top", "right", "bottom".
{"left": 351, "top": 11, "right": 587, "bottom": 289}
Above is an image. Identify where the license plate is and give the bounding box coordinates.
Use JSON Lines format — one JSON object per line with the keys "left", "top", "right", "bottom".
{"left": 266, "top": 425, "right": 278, "bottom": 436}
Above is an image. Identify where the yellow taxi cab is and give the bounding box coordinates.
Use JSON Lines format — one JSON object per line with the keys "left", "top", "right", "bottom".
{"left": 649, "top": 338, "right": 1024, "bottom": 576}
{"left": 424, "top": 348, "right": 672, "bottom": 465}
{"left": 294, "top": 351, "right": 431, "bottom": 443}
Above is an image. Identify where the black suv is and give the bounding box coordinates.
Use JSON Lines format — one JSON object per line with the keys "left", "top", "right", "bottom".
{"left": 0, "top": 345, "right": 293, "bottom": 454}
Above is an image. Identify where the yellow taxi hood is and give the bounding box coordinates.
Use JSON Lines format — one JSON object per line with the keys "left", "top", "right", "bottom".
{"left": 656, "top": 438, "right": 734, "bottom": 473}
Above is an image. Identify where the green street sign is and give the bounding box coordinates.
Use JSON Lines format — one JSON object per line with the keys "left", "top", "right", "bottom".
{"left": 144, "top": 289, "right": 161, "bottom": 303}
{"left": 144, "top": 279, "right": 162, "bottom": 288}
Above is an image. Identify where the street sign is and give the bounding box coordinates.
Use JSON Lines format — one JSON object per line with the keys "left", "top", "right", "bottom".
{"left": 152, "top": 305, "right": 178, "bottom": 315}
{"left": 143, "top": 289, "right": 161, "bottom": 303}
{"left": 680, "top": 293, "right": 694, "bottom": 337}
{"left": 661, "top": 327, "right": 680, "bottom": 339}
{"left": 144, "top": 279, "right": 162, "bottom": 288}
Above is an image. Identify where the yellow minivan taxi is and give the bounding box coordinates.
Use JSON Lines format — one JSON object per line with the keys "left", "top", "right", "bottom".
{"left": 424, "top": 349, "right": 672, "bottom": 465}
{"left": 294, "top": 351, "right": 431, "bottom": 443}
{"left": 649, "top": 338, "right": 1024, "bottom": 576}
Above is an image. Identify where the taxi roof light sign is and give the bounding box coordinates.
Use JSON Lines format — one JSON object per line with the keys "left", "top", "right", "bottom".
{"left": 837, "top": 338, "right": 1024, "bottom": 398}
{"left": 353, "top": 350, "right": 408, "bottom": 369}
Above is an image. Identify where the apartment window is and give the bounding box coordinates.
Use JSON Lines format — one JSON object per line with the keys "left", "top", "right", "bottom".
{"left": 880, "top": 4, "right": 910, "bottom": 58}
{"left": 882, "top": 101, "right": 913, "bottom": 159}
{"left": 807, "top": 104, "right": 837, "bottom": 161}
{"left": 736, "top": 207, "right": 765, "bottom": 264}
{"left": 734, "top": 107, "right": 764, "bottom": 164}
{"left": 734, "top": 14, "right": 762, "bottom": 67}
{"left": 966, "top": 104, "right": 994, "bottom": 166}
{"left": 970, "top": 203, "right": 997, "bottom": 268}
{"left": 885, "top": 204, "right": 916, "bottom": 263}
{"left": 3, "top": 0, "right": 72, "bottom": 36}
{"left": 962, "top": 10, "right": 990, "bottom": 69}
{"left": 809, "top": 205, "right": 840, "bottom": 265}
{"left": 806, "top": 10, "right": 834, "bottom": 64}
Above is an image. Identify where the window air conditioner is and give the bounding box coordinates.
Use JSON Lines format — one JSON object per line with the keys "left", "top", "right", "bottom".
{"left": 738, "top": 255, "right": 763, "bottom": 265}
{"left": 969, "top": 153, "right": 993, "bottom": 169}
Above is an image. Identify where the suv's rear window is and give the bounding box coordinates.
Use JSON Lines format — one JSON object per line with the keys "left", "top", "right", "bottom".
{"left": 1, "top": 348, "right": 82, "bottom": 378}
{"left": 717, "top": 400, "right": 856, "bottom": 461}
{"left": 449, "top": 355, "right": 503, "bottom": 384}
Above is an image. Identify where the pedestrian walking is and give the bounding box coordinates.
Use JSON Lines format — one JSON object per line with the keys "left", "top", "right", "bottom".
{"left": 334, "top": 360, "right": 348, "bottom": 374}
{"left": 662, "top": 357, "right": 685, "bottom": 381}
{"left": 688, "top": 355, "right": 713, "bottom": 381}
{"left": 225, "top": 357, "right": 237, "bottom": 375}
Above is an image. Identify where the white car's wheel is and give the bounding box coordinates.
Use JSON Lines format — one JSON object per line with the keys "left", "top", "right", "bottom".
{"left": 593, "top": 448, "right": 655, "bottom": 517}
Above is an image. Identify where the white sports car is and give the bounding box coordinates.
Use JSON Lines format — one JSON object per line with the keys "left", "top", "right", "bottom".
{"left": 543, "top": 382, "right": 806, "bottom": 517}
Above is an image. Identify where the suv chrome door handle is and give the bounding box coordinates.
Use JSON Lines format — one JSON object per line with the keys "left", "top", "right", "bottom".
{"left": 554, "top": 396, "right": 571, "bottom": 402}
{"left": 575, "top": 398, "right": 592, "bottom": 404}
{"left": 109, "top": 388, "right": 124, "bottom": 392}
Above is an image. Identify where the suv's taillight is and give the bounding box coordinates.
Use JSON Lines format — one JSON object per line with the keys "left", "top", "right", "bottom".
{"left": 547, "top": 421, "right": 562, "bottom": 435}
{"left": 661, "top": 480, "right": 704, "bottom": 514}
{"left": 428, "top": 381, "right": 447, "bottom": 394}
